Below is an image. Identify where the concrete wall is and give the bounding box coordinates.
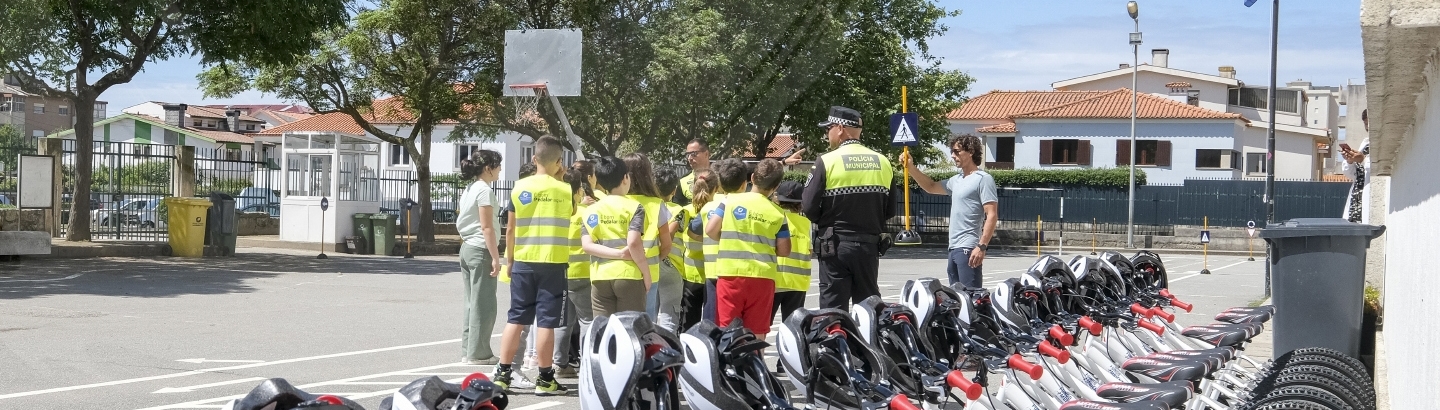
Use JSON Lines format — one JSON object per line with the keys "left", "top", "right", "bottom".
{"left": 1010, "top": 119, "right": 1241, "bottom": 184}
{"left": 1380, "top": 60, "right": 1440, "bottom": 410}
{"left": 237, "top": 213, "right": 278, "bottom": 236}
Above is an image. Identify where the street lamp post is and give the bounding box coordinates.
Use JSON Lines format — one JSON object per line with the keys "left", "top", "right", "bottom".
{"left": 1127, "top": 1, "right": 1141, "bottom": 249}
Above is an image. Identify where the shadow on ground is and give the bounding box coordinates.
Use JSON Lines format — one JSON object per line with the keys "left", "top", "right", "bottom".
{"left": 0, "top": 252, "right": 459, "bottom": 300}
{"left": 881, "top": 245, "right": 1032, "bottom": 260}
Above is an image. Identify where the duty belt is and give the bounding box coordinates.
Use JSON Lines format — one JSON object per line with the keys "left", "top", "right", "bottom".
{"left": 836, "top": 232, "right": 880, "bottom": 244}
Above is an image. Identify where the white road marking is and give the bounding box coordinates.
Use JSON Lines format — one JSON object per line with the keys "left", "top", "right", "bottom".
{"left": 134, "top": 363, "right": 466, "bottom": 410}
{"left": 509, "top": 401, "right": 565, "bottom": 410}
{"left": 175, "top": 359, "right": 264, "bottom": 364}
{"left": 2, "top": 339, "right": 458, "bottom": 400}
{"left": 152, "top": 377, "right": 266, "bottom": 394}
{"left": 0, "top": 273, "right": 84, "bottom": 283}
{"left": 1169, "top": 260, "right": 1252, "bottom": 284}
{"left": 329, "top": 381, "right": 411, "bottom": 385}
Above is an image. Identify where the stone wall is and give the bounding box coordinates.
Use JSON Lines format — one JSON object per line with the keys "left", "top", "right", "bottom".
{"left": 0, "top": 209, "right": 49, "bottom": 232}
{"left": 237, "top": 213, "right": 279, "bottom": 236}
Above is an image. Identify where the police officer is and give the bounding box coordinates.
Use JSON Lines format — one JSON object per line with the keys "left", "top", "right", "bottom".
{"left": 802, "top": 106, "right": 897, "bottom": 310}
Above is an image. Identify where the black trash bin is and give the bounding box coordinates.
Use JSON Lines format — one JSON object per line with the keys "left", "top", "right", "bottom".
{"left": 1260, "top": 218, "right": 1384, "bottom": 359}
{"left": 205, "top": 193, "right": 238, "bottom": 256}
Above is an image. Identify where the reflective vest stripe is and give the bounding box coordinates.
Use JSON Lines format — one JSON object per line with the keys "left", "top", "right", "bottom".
{"left": 516, "top": 217, "right": 570, "bottom": 228}
{"left": 517, "top": 236, "right": 571, "bottom": 246}
{"left": 714, "top": 192, "right": 785, "bottom": 280}
{"left": 716, "top": 250, "right": 777, "bottom": 264}
{"left": 511, "top": 175, "right": 572, "bottom": 264}
{"left": 569, "top": 254, "right": 589, "bottom": 263}
{"left": 778, "top": 264, "right": 812, "bottom": 276}
{"left": 587, "top": 195, "right": 645, "bottom": 281}
{"left": 721, "top": 231, "right": 778, "bottom": 248}
{"left": 775, "top": 211, "right": 813, "bottom": 292}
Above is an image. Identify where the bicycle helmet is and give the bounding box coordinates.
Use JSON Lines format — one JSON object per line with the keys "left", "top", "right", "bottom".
{"left": 990, "top": 278, "right": 1045, "bottom": 334}
{"left": 1129, "top": 251, "right": 1170, "bottom": 290}
{"left": 678, "top": 320, "right": 795, "bottom": 410}
{"left": 581, "top": 312, "right": 683, "bottom": 410}
{"left": 900, "top": 278, "right": 971, "bottom": 366}
{"left": 775, "top": 308, "right": 894, "bottom": 409}
{"left": 379, "top": 375, "right": 508, "bottom": 410}
{"left": 222, "top": 379, "right": 364, "bottom": 410}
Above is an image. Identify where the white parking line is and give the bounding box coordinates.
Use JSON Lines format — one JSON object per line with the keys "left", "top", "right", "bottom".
{"left": 510, "top": 401, "right": 565, "bottom": 410}
{"left": 0, "top": 273, "right": 85, "bottom": 283}
{"left": 1169, "top": 260, "right": 1252, "bottom": 283}
{"left": 134, "top": 363, "right": 466, "bottom": 410}
{"left": 2, "top": 339, "right": 458, "bottom": 400}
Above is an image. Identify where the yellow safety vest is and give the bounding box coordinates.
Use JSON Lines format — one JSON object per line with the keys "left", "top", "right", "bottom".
{"left": 820, "top": 141, "right": 894, "bottom": 193}
{"left": 511, "top": 174, "right": 573, "bottom": 264}
{"left": 679, "top": 171, "right": 697, "bottom": 202}
{"left": 775, "top": 211, "right": 813, "bottom": 292}
{"left": 585, "top": 195, "right": 646, "bottom": 281}
{"left": 628, "top": 195, "right": 664, "bottom": 280}
{"left": 682, "top": 203, "right": 706, "bottom": 284}
{"left": 714, "top": 192, "right": 787, "bottom": 280}
{"left": 665, "top": 202, "right": 688, "bottom": 270}
{"left": 567, "top": 204, "right": 589, "bottom": 280}
{"left": 700, "top": 193, "right": 727, "bottom": 279}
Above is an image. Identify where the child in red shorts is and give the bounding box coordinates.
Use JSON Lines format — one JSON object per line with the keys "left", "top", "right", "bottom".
{"left": 705, "top": 158, "right": 791, "bottom": 338}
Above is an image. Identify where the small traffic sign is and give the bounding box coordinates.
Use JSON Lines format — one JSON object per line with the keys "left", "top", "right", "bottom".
{"left": 889, "top": 113, "right": 919, "bottom": 147}
{"left": 1200, "top": 230, "right": 1211, "bottom": 244}
{"left": 319, "top": 197, "right": 329, "bottom": 211}
{"left": 1247, "top": 228, "right": 1257, "bottom": 237}
{"left": 404, "top": 198, "right": 416, "bottom": 210}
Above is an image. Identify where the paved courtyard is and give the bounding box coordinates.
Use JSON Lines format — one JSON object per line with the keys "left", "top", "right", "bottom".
{"left": 0, "top": 246, "right": 1269, "bottom": 409}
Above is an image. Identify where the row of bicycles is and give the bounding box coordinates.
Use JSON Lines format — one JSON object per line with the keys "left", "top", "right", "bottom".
{"left": 222, "top": 250, "right": 1374, "bottom": 410}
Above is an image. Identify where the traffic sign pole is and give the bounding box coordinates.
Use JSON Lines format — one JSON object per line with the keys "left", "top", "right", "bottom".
{"left": 404, "top": 198, "right": 415, "bottom": 259}
{"left": 317, "top": 197, "right": 330, "bottom": 260}
{"left": 1199, "top": 215, "right": 1210, "bottom": 274}
{"left": 1246, "top": 220, "right": 1257, "bottom": 261}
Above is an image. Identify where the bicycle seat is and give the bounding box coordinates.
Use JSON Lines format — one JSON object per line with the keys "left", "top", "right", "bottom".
{"left": 1223, "top": 305, "right": 1275, "bottom": 315}
{"left": 1059, "top": 400, "right": 1170, "bottom": 410}
{"left": 1181, "top": 324, "right": 1257, "bottom": 348}
{"left": 1214, "top": 308, "right": 1272, "bottom": 324}
{"left": 1142, "top": 352, "right": 1222, "bottom": 373}
{"left": 1121, "top": 357, "right": 1209, "bottom": 384}
{"left": 1095, "top": 380, "right": 1192, "bottom": 408}
{"left": 1153, "top": 347, "right": 1236, "bottom": 363}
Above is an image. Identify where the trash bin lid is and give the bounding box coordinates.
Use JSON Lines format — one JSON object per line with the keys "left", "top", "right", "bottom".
{"left": 163, "top": 197, "right": 215, "bottom": 207}
{"left": 1258, "top": 218, "right": 1385, "bottom": 239}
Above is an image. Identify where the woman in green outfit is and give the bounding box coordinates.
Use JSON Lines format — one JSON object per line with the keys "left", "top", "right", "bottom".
{"left": 457, "top": 149, "right": 504, "bottom": 364}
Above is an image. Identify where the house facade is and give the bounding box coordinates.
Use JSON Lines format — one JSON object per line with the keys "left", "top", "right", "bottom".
{"left": 1, "top": 79, "right": 108, "bottom": 142}
{"left": 49, "top": 109, "right": 254, "bottom": 158}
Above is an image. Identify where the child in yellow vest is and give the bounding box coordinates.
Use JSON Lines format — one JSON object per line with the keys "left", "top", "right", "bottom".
{"left": 705, "top": 159, "right": 791, "bottom": 338}
{"left": 654, "top": 169, "right": 687, "bottom": 332}
{"left": 581, "top": 156, "right": 653, "bottom": 317}
{"left": 621, "top": 154, "right": 676, "bottom": 331}
{"left": 681, "top": 170, "right": 716, "bottom": 330}
{"left": 770, "top": 181, "right": 812, "bottom": 324}
{"left": 552, "top": 167, "right": 595, "bottom": 377}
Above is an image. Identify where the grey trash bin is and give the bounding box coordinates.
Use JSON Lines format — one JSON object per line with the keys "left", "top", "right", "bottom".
{"left": 1260, "top": 218, "right": 1384, "bottom": 359}
{"left": 205, "top": 193, "right": 238, "bottom": 256}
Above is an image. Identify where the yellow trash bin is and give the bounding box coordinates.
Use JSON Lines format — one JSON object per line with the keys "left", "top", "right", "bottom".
{"left": 165, "top": 197, "right": 213, "bottom": 257}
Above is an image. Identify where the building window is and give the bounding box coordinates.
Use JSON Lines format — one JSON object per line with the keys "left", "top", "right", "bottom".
{"left": 10, "top": 96, "right": 23, "bottom": 113}
{"left": 1228, "top": 87, "right": 1300, "bottom": 113}
{"left": 33, "top": 103, "right": 43, "bottom": 114}
{"left": 389, "top": 143, "right": 411, "bottom": 166}
{"left": 456, "top": 144, "right": 481, "bottom": 168}
{"left": 1039, "top": 139, "right": 1090, "bottom": 165}
{"left": 32, "top": 130, "right": 44, "bottom": 138}
{"left": 246, "top": 124, "right": 255, "bottom": 131}
{"left": 1116, "top": 139, "right": 1172, "bottom": 167}
{"left": 204, "top": 120, "right": 216, "bottom": 128}
{"left": 1246, "top": 152, "right": 1267, "bottom": 174}
{"left": 1186, "top": 90, "right": 1200, "bottom": 106}
{"left": 995, "top": 137, "right": 1015, "bottom": 163}
{"left": 57, "top": 105, "right": 69, "bottom": 115}
{"left": 1135, "top": 140, "right": 1159, "bottom": 165}
{"left": 192, "top": 119, "right": 203, "bottom": 127}
{"left": 1196, "top": 149, "right": 1240, "bottom": 169}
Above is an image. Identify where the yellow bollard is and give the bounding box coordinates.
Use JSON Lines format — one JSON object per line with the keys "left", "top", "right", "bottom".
{"left": 1200, "top": 216, "right": 1211, "bottom": 274}
{"left": 1091, "top": 217, "right": 1097, "bottom": 255}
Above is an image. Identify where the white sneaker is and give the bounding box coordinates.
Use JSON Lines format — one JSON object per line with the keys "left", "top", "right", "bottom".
{"left": 510, "top": 371, "right": 537, "bottom": 389}
{"left": 521, "top": 355, "right": 539, "bottom": 372}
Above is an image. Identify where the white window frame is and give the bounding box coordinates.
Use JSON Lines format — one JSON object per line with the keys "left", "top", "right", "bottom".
{"left": 389, "top": 143, "right": 412, "bottom": 166}
{"left": 456, "top": 144, "right": 481, "bottom": 169}
{"left": 57, "top": 105, "right": 69, "bottom": 115}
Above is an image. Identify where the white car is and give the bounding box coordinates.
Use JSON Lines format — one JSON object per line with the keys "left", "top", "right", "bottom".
{"left": 95, "top": 198, "right": 166, "bottom": 229}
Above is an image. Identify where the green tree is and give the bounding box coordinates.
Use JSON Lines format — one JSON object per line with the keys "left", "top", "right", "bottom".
{"left": 0, "top": 0, "right": 348, "bottom": 241}
{"left": 0, "top": 125, "right": 23, "bottom": 174}
{"left": 200, "top": 0, "right": 512, "bottom": 242}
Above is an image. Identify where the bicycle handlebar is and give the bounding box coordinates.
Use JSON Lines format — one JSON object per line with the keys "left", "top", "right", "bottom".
{"left": 946, "top": 370, "right": 984, "bottom": 400}
{"left": 1007, "top": 354, "right": 1043, "bottom": 380}
{"left": 1077, "top": 316, "right": 1102, "bottom": 336}
{"left": 1129, "top": 303, "right": 1154, "bottom": 318}
{"left": 1037, "top": 341, "right": 1070, "bottom": 364}
{"left": 1136, "top": 319, "right": 1165, "bottom": 335}
{"left": 1150, "top": 307, "right": 1175, "bottom": 322}
{"left": 889, "top": 394, "right": 919, "bottom": 410}
{"left": 1048, "top": 325, "right": 1074, "bottom": 345}
{"left": 1170, "top": 298, "right": 1194, "bottom": 312}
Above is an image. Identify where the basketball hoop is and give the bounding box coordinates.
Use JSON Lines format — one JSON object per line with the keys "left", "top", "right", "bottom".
{"left": 509, "top": 84, "right": 547, "bottom": 126}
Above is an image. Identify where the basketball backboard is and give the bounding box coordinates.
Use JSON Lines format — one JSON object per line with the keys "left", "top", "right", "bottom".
{"left": 504, "top": 29, "right": 583, "bottom": 97}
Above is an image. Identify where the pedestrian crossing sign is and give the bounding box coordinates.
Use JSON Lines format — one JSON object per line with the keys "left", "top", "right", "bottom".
{"left": 1200, "top": 230, "right": 1211, "bottom": 244}
{"left": 889, "top": 113, "right": 919, "bottom": 147}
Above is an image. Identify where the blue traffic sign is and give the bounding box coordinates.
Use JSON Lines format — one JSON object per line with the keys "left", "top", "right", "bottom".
{"left": 320, "top": 197, "right": 329, "bottom": 211}
{"left": 889, "top": 113, "right": 919, "bottom": 147}
{"left": 1200, "top": 230, "right": 1211, "bottom": 244}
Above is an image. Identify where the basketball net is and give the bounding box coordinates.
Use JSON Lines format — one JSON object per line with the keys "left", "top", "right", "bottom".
{"left": 509, "top": 84, "right": 547, "bottom": 127}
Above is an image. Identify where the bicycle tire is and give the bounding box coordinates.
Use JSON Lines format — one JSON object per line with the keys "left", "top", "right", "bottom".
{"left": 1271, "top": 367, "right": 1374, "bottom": 410}
{"left": 1279, "top": 348, "right": 1371, "bottom": 381}
{"left": 1253, "top": 384, "right": 1356, "bottom": 410}
{"left": 1259, "top": 372, "right": 1367, "bottom": 409}
{"left": 1252, "top": 398, "right": 1342, "bottom": 410}
{"left": 1274, "top": 354, "right": 1373, "bottom": 388}
{"left": 1278, "top": 364, "right": 1374, "bottom": 401}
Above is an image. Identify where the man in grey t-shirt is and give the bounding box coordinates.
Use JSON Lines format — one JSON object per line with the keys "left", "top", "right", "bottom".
{"left": 902, "top": 134, "right": 998, "bottom": 288}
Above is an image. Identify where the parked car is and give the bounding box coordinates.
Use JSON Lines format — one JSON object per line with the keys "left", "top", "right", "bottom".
{"left": 236, "top": 187, "right": 280, "bottom": 210}
{"left": 239, "top": 203, "right": 279, "bottom": 218}
{"left": 95, "top": 198, "right": 166, "bottom": 228}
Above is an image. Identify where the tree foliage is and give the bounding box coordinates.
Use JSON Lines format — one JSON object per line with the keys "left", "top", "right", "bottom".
{"left": 200, "top": 0, "right": 512, "bottom": 242}
{"left": 0, "top": 0, "right": 348, "bottom": 240}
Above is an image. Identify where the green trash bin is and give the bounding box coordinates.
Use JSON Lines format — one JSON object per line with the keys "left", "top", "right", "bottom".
{"left": 352, "top": 213, "right": 374, "bottom": 254}
{"left": 371, "top": 213, "right": 399, "bottom": 256}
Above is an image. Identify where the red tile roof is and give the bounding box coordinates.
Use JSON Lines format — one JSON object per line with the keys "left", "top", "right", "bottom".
{"left": 975, "top": 123, "right": 1016, "bottom": 133}
{"left": 252, "top": 112, "right": 368, "bottom": 136}
{"left": 1011, "top": 89, "right": 1245, "bottom": 120}
{"left": 169, "top": 104, "right": 264, "bottom": 122}
{"left": 204, "top": 104, "right": 314, "bottom": 114}
{"left": 1166, "top": 82, "right": 1193, "bottom": 88}
{"left": 744, "top": 134, "right": 799, "bottom": 159}
{"left": 947, "top": 90, "right": 1112, "bottom": 120}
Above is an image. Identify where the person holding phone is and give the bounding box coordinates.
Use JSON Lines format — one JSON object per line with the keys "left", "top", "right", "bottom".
{"left": 1341, "top": 109, "right": 1371, "bottom": 223}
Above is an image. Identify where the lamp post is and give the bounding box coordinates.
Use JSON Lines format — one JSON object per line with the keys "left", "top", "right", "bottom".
{"left": 1126, "top": 1, "right": 1141, "bottom": 249}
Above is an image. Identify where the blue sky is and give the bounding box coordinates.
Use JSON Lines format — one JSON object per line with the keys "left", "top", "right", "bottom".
{"left": 98, "top": 0, "right": 1363, "bottom": 113}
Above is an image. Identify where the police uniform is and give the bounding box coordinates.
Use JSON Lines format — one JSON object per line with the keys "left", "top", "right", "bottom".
{"left": 508, "top": 174, "right": 575, "bottom": 329}
{"left": 802, "top": 106, "right": 897, "bottom": 310}
{"left": 711, "top": 192, "right": 790, "bottom": 336}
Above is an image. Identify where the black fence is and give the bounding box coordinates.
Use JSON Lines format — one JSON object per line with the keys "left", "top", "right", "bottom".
{"left": 60, "top": 140, "right": 175, "bottom": 240}
{"left": 196, "top": 148, "right": 279, "bottom": 217}
{"left": 889, "top": 178, "right": 1351, "bottom": 235}
{"left": 376, "top": 170, "right": 489, "bottom": 225}
{"left": 0, "top": 140, "right": 39, "bottom": 207}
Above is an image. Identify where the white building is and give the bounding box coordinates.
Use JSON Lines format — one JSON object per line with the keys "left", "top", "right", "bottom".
{"left": 49, "top": 108, "right": 254, "bottom": 158}
{"left": 945, "top": 89, "right": 1324, "bottom": 184}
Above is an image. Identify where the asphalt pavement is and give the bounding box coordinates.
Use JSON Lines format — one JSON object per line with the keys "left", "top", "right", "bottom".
{"left": 0, "top": 245, "right": 1269, "bottom": 409}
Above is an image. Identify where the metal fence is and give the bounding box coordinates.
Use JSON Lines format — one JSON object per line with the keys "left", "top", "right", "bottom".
{"left": 376, "top": 170, "right": 491, "bottom": 225}
{"left": 888, "top": 178, "right": 1351, "bottom": 235}
{"left": 0, "top": 140, "right": 39, "bottom": 207}
{"left": 195, "top": 148, "right": 279, "bottom": 216}
{"left": 60, "top": 140, "right": 175, "bottom": 240}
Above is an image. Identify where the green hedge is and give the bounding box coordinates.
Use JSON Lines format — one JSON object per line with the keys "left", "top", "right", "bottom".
{"left": 782, "top": 167, "right": 1145, "bottom": 188}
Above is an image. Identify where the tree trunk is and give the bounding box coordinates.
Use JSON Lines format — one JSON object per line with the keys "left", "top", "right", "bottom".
{"left": 409, "top": 135, "right": 435, "bottom": 243}
{"left": 65, "top": 92, "right": 96, "bottom": 241}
